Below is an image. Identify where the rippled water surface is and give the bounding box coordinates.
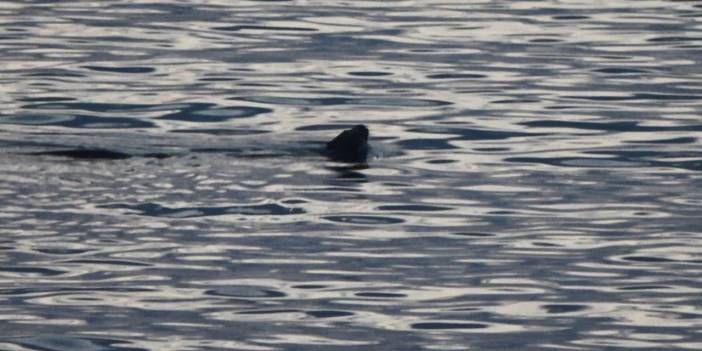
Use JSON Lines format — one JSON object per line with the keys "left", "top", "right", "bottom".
{"left": 2, "top": 1, "right": 702, "bottom": 350}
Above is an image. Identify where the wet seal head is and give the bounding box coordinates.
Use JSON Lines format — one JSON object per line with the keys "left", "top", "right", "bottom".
{"left": 325, "top": 124, "right": 369, "bottom": 163}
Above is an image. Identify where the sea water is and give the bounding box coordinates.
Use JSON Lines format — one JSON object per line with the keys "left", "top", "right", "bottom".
{"left": 1, "top": 1, "right": 702, "bottom": 350}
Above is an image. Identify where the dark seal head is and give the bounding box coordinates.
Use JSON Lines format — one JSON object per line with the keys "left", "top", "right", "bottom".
{"left": 325, "top": 124, "right": 369, "bottom": 163}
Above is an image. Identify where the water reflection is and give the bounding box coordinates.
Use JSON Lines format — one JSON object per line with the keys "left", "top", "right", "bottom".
{"left": 326, "top": 164, "right": 369, "bottom": 181}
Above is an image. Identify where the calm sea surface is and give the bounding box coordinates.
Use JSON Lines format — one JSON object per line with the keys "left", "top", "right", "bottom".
{"left": 2, "top": 1, "right": 702, "bottom": 350}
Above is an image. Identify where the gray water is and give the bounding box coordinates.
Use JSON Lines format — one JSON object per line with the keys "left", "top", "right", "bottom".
{"left": 2, "top": 1, "right": 702, "bottom": 350}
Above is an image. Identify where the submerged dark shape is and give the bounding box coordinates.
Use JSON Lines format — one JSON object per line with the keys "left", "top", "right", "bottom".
{"left": 325, "top": 124, "right": 369, "bottom": 163}
{"left": 31, "top": 149, "right": 132, "bottom": 160}
{"left": 30, "top": 149, "right": 170, "bottom": 160}
{"left": 25, "top": 126, "right": 370, "bottom": 162}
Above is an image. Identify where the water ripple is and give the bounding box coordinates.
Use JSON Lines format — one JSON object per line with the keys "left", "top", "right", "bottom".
{"left": 3, "top": 0, "right": 702, "bottom": 350}
{"left": 98, "top": 202, "right": 305, "bottom": 218}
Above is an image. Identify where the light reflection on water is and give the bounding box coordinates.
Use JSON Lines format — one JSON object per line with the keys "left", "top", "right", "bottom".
{"left": 2, "top": 0, "right": 702, "bottom": 350}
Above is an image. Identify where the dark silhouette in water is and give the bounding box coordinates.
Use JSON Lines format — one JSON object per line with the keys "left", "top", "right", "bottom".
{"left": 27, "top": 125, "right": 370, "bottom": 162}
{"left": 31, "top": 149, "right": 133, "bottom": 159}
{"left": 29, "top": 149, "right": 169, "bottom": 160}
{"left": 325, "top": 125, "right": 369, "bottom": 163}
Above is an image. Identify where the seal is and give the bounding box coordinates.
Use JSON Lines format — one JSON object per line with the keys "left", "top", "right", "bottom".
{"left": 26, "top": 126, "right": 371, "bottom": 162}
{"left": 325, "top": 124, "right": 369, "bottom": 163}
